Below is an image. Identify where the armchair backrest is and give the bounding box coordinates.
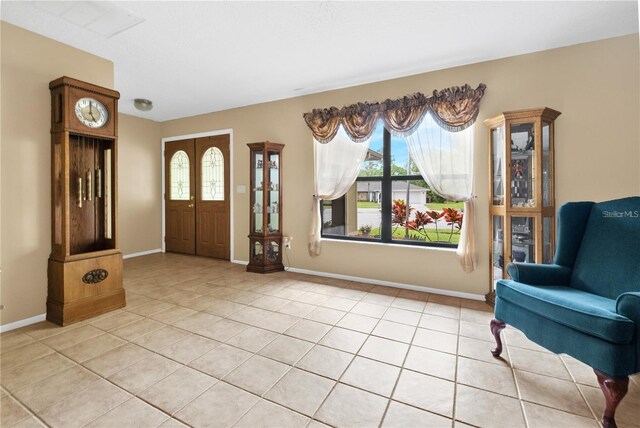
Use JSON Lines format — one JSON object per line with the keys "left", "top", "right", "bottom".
{"left": 569, "top": 197, "right": 640, "bottom": 299}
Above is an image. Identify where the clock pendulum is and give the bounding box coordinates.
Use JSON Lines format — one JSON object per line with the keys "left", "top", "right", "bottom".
{"left": 96, "top": 140, "right": 102, "bottom": 199}
{"left": 86, "top": 136, "right": 92, "bottom": 203}
{"left": 76, "top": 136, "right": 83, "bottom": 208}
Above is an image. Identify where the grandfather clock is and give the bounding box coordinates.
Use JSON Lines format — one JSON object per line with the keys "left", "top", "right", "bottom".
{"left": 47, "top": 76, "right": 125, "bottom": 325}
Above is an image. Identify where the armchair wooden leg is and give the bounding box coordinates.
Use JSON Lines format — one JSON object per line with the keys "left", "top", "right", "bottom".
{"left": 490, "top": 319, "right": 506, "bottom": 357}
{"left": 595, "top": 369, "right": 629, "bottom": 428}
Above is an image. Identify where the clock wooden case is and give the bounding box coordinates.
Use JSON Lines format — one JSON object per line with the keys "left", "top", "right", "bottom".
{"left": 48, "top": 76, "right": 125, "bottom": 325}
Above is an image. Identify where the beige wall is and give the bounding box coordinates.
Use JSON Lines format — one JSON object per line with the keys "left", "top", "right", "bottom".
{"left": 118, "top": 114, "right": 162, "bottom": 255}
{"left": 1, "top": 21, "right": 638, "bottom": 326}
{"left": 0, "top": 23, "right": 163, "bottom": 326}
{"left": 162, "top": 34, "right": 639, "bottom": 296}
{"left": 0, "top": 22, "right": 114, "bottom": 325}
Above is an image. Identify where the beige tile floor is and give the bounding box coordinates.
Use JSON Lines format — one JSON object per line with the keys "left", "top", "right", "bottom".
{"left": 1, "top": 253, "right": 639, "bottom": 428}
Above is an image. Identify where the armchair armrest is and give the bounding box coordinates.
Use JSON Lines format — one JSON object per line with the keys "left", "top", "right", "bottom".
{"left": 617, "top": 292, "right": 640, "bottom": 373}
{"left": 616, "top": 292, "right": 640, "bottom": 320}
{"left": 506, "top": 263, "right": 572, "bottom": 286}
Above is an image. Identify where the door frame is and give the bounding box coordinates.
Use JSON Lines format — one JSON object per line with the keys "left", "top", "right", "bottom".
{"left": 161, "top": 129, "right": 234, "bottom": 260}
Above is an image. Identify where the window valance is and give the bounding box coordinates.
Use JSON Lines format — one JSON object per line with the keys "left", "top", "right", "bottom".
{"left": 303, "top": 83, "right": 487, "bottom": 143}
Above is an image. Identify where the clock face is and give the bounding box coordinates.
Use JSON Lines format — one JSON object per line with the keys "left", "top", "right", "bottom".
{"left": 74, "top": 98, "right": 109, "bottom": 128}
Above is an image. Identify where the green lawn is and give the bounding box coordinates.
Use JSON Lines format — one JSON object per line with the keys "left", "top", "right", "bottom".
{"left": 357, "top": 201, "right": 381, "bottom": 208}
{"left": 425, "top": 202, "right": 464, "bottom": 211}
{"left": 366, "top": 226, "right": 460, "bottom": 244}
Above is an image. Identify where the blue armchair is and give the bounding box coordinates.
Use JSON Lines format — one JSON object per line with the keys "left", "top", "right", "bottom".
{"left": 490, "top": 197, "right": 640, "bottom": 428}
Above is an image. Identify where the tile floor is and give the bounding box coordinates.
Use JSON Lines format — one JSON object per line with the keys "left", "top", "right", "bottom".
{"left": 1, "top": 253, "right": 639, "bottom": 428}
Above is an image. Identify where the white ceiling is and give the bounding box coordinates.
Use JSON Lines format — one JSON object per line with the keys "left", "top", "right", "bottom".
{"left": 2, "top": 1, "right": 638, "bottom": 122}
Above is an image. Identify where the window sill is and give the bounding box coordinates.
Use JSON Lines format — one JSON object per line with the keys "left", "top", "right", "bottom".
{"left": 320, "top": 236, "right": 458, "bottom": 252}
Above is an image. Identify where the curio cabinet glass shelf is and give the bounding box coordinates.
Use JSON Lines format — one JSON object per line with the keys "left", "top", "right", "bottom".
{"left": 486, "top": 107, "right": 561, "bottom": 305}
{"left": 247, "top": 142, "right": 284, "bottom": 273}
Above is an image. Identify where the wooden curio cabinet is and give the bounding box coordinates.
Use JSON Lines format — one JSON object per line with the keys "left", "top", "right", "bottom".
{"left": 48, "top": 77, "right": 125, "bottom": 325}
{"left": 486, "top": 108, "right": 561, "bottom": 305}
{"left": 247, "top": 142, "right": 285, "bottom": 273}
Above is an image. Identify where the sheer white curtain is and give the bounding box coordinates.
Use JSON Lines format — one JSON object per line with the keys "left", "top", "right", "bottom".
{"left": 309, "top": 127, "right": 371, "bottom": 256}
{"left": 404, "top": 113, "right": 477, "bottom": 272}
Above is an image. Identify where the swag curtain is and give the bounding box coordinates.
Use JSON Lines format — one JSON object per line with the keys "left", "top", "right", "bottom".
{"left": 309, "top": 128, "right": 371, "bottom": 256}
{"left": 304, "top": 84, "right": 486, "bottom": 143}
{"left": 304, "top": 84, "right": 486, "bottom": 270}
{"left": 404, "top": 113, "right": 476, "bottom": 272}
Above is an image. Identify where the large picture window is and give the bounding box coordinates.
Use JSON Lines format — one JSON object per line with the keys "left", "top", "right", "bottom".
{"left": 321, "top": 122, "right": 463, "bottom": 247}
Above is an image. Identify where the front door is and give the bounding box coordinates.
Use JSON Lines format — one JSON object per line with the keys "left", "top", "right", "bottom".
{"left": 165, "top": 139, "right": 196, "bottom": 254}
{"left": 196, "top": 135, "right": 230, "bottom": 259}
{"left": 165, "top": 135, "right": 230, "bottom": 259}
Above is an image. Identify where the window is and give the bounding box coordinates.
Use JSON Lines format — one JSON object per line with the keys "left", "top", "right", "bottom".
{"left": 321, "top": 122, "right": 463, "bottom": 247}
{"left": 201, "top": 147, "right": 224, "bottom": 201}
{"left": 169, "top": 150, "right": 190, "bottom": 200}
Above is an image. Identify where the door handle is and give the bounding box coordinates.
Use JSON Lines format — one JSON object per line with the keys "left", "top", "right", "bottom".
{"left": 188, "top": 203, "right": 194, "bottom": 208}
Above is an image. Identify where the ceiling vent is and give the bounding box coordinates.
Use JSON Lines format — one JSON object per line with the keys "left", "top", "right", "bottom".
{"left": 32, "top": 1, "right": 144, "bottom": 38}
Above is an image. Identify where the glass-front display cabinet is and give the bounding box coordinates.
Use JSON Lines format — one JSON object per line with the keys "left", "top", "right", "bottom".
{"left": 247, "top": 141, "right": 284, "bottom": 273}
{"left": 486, "top": 108, "right": 561, "bottom": 305}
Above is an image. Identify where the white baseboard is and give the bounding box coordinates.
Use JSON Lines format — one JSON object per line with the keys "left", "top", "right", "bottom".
{"left": 1, "top": 313, "right": 46, "bottom": 333}
{"left": 230, "top": 260, "right": 483, "bottom": 301}
{"left": 123, "top": 248, "right": 162, "bottom": 259}
{"left": 287, "top": 267, "right": 485, "bottom": 301}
